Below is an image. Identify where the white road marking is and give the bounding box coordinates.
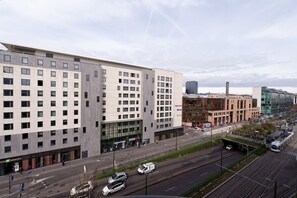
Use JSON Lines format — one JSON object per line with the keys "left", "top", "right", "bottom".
{"left": 200, "top": 172, "right": 208, "bottom": 176}
{"left": 41, "top": 181, "right": 48, "bottom": 188}
{"left": 283, "top": 184, "right": 291, "bottom": 189}
{"left": 265, "top": 177, "right": 272, "bottom": 181}
{"left": 165, "top": 186, "right": 176, "bottom": 191}
{"left": 32, "top": 176, "right": 54, "bottom": 185}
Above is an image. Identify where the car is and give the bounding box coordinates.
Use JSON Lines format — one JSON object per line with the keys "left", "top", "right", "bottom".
{"left": 108, "top": 172, "right": 128, "bottom": 183}
{"left": 70, "top": 181, "right": 93, "bottom": 196}
{"left": 226, "top": 145, "right": 233, "bottom": 150}
{"left": 137, "top": 162, "right": 155, "bottom": 174}
{"left": 102, "top": 180, "right": 125, "bottom": 196}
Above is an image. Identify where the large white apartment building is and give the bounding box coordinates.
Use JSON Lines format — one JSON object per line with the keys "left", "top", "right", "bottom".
{"left": 0, "top": 43, "right": 182, "bottom": 175}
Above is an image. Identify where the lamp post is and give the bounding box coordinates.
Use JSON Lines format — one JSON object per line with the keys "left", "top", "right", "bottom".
{"left": 220, "top": 146, "right": 223, "bottom": 173}
{"left": 175, "top": 130, "right": 178, "bottom": 151}
{"left": 145, "top": 174, "right": 148, "bottom": 195}
{"left": 112, "top": 144, "right": 116, "bottom": 170}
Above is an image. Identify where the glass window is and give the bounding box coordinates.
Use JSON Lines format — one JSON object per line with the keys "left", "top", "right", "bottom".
{"left": 38, "top": 131, "right": 43, "bottom": 137}
{"left": 21, "top": 101, "right": 30, "bottom": 107}
{"left": 51, "top": 120, "right": 56, "bottom": 126}
{"left": 74, "top": 101, "right": 79, "bottom": 106}
{"left": 21, "top": 79, "right": 30, "bottom": 86}
{"left": 4, "top": 146, "right": 11, "bottom": 153}
{"left": 37, "top": 90, "right": 43, "bottom": 96}
{"left": 22, "top": 144, "right": 28, "bottom": 150}
{"left": 74, "top": 119, "right": 78, "bottom": 124}
{"left": 4, "top": 123, "right": 13, "bottom": 130}
{"left": 74, "top": 83, "right": 79, "bottom": 88}
{"left": 63, "top": 101, "right": 68, "bottom": 106}
{"left": 3, "top": 66, "right": 13, "bottom": 73}
{"left": 74, "top": 64, "right": 79, "bottom": 70}
{"left": 21, "top": 122, "right": 30, "bottom": 129}
{"left": 50, "top": 130, "right": 56, "bottom": 136}
{"left": 51, "top": 91, "right": 56, "bottom": 97}
{"left": 37, "top": 69, "right": 43, "bottom": 76}
{"left": 51, "top": 101, "right": 56, "bottom": 107}
{"left": 3, "top": 89, "right": 13, "bottom": 96}
{"left": 51, "top": 140, "right": 56, "bottom": 146}
{"left": 51, "top": 81, "right": 56, "bottom": 87}
{"left": 22, "top": 57, "right": 28, "bottom": 64}
{"left": 37, "top": 101, "right": 43, "bottom": 107}
{"left": 74, "top": 73, "right": 79, "bottom": 79}
{"left": 63, "top": 138, "right": 67, "bottom": 144}
{"left": 21, "top": 68, "right": 30, "bottom": 75}
{"left": 37, "top": 142, "right": 43, "bottom": 148}
{"left": 4, "top": 135, "right": 11, "bottom": 141}
{"left": 63, "top": 63, "right": 68, "bottom": 69}
{"left": 37, "top": 111, "right": 43, "bottom": 117}
{"left": 37, "top": 59, "right": 43, "bottom": 66}
{"left": 22, "top": 133, "right": 28, "bottom": 139}
{"left": 63, "top": 91, "right": 68, "bottom": 97}
{"left": 63, "top": 82, "right": 68, "bottom": 87}
{"left": 3, "top": 112, "right": 13, "bottom": 119}
{"left": 74, "top": 137, "right": 78, "bottom": 142}
{"left": 74, "top": 110, "right": 78, "bottom": 115}
{"left": 4, "top": 54, "right": 11, "bottom": 62}
{"left": 51, "top": 61, "right": 56, "bottom": 67}
{"left": 51, "top": 111, "right": 56, "bottom": 116}
{"left": 3, "top": 78, "right": 13, "bottom": 85}
{"left": 51, "top": 71, "right": 56, "bottom": 77}
{"left": 74, "top": 92, "right": 79, "bottom": 97}
{"left": 94, "top": 71, "right": 98, "bottom": 77}
{"left": 21, "top": 112, "right": 30, "bottom": 118}
{"left": 63, "top": 120, "right": 67, "bottom": 125}
{"left": 63, "top": 110, "right": 68, "bottom": 116}
{"left": 86, "top": 74, "right": 90, "bottom": 81}
{"left": 4, "top": 101, "right": 13, "bottom": 107}
{"left": 37, "top": 80, "right": 43, "bottom": 86}
{"left": 63, "top": 72, "right": 68, "bottom": 78}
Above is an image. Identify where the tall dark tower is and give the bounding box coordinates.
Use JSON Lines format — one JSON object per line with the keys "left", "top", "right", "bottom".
{"left": 226, "top": 82, "right": 229, "bottom": 96}
{"left": 186, "top": 81, "right": 198, "bottom": 94}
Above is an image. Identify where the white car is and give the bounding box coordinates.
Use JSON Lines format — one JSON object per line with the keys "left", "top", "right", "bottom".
{"left": 226, "top": 145, "right": 233, "bottom": 150}
{"left": 70, "top": 181, "right": 93, "bottom": 196}
{"left": 108, "top": 172, "right": 128, "bottom": 184}
{"left": 102, "top": 180, "right": 125, "bottom": 196}
{"left": 137, "top": 162, "right": 155, "bottom": 174}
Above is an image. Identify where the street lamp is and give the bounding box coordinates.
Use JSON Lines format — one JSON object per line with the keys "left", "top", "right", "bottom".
{"left": 175, "top": 130, "right": 178, "bottom": 151}
{"left": 112, "top": 144, "right": 116, "bottom": 170}
{"left": 220, "top": 146, "right": 223, "bottom": 173}
{"left": 145, "top": 173, "right": 148, "bottom": 195}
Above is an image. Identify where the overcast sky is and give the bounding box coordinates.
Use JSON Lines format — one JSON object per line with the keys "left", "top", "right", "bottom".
{"left": 0, "top": 0, "right": 297, "bottom": 92}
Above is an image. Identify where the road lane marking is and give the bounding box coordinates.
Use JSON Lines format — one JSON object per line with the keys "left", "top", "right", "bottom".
{"left": 283, "top": 184, "right": 291, "bottom": 189}
{"left": 200, "top": 172, "right": 208, "bottom": 176}
{"left": 41, "top": 181, "right": 48, "bottom": 188}
{"left": 265, "top": 177, "right": 272, "bottom": 181}
{"left": 165, "top": 186, "right": 176, "bottom": 191}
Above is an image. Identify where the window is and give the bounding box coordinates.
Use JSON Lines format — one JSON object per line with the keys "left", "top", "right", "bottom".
{"left": 83, "top": 127, "right": 86, "bottom": 133}
{"left": 63, "top": 91, "right": 68, "bottom": 97}
{"left": 74, "top": 128, "right": 78, "bottom": 133}
{"left": 63, "top": 138, "right": 67, "bottom": 144}
{"left": 96, "top": 121, "right": 99, "bottom": 127}
{"left": 74, "top": 110, "right": 78, "bottom": 115}
{"left": 4, "top": 78, "right": 13, "bottom": 85}
{"left": 3, "top": 89, "right": 13, "bottom": 96}
{"left": 51, "top": 101, "right": 56, "bottom": 107}
{"left": 37, "top": 121, "right": 43, "bottom": 127}
{"left": 22, "top": 57, "right": 28, "bottom": 64}
{"left": 74, "top": 137, "right": 78, "bottom": 142}
{"left": 51, "top": 61, "right": 56, "bottom": 67}
{"left": 74, "top": 64, "right": 79, "bottom": 70}
{"left": 50, "top": 130, "right": 56, "bottom": 136}
{"left": 74, "top": 83, "right": 79, "bottom": 88}
{"left": 37, "top": 90, "right": 43, "bottom": 96}
{"left": 84, "top": 92, "right": 88, "bottom": 98}
{"left": 4, "top": 135, "right": 11, "bottom": 142}
{"left": 5, "top": 146, "right": 11, "bottom": 153}
{"left": 74, "top": 73, "right": 79, "bottom": 79}
{"left": 37, "top": 111, "right": 43, "bottom": 117}
{"left": 37, "top": 132, "right": 43, "bottom": 137}
{"left": 63, "top": 82, "right": 68, "bottom": 88}
{"left": 74, "top": 92, "right": 79, "bottom": 97}
{"left": 21, "top": 122, "right": 30, "bottom": 129}
{"left": 63, "top": 110, "right": 68, "bottom": 116}
{"left": 37, "top": 59, "right": 43, "bottom": 66}
{"left": 21, "top": 112, "right": 30, "bottom": 118}
{"left": 74, "top": 101, "right": 79, "bottom": 106}
{"left": 51, "top": 120, "right": 56, "bottom": 126}
{"left": 46, "top": 53, "right": 54, "bottom": 58}
{"left": 37, "top": 142, "right": 43, "bottom": 148}
{"left": 4, "top": 112, "right": 13, "bottom": 119}
{"left": 63, "top": 129, "right": 68, "bottom": 134}
{"left": 4, "top": 123, "right": 13, "bottom": 130}
{"left": 74, "top": 57, "right": 80, "bottom": 62}
{"left": 103, "top": 93, "right": 106, "bottom": 97}
{"left": 51, "top": 91, "right": 56, "bottom": 97}
{"left": 94, "top": 71, "right": 98, "bottom": 77}
{"left": 63, "top": 101, "right": 68, "bottom": 106}
{"left": 37, "top": 101, "right": 43, "bottom": 107}
{"left": 63, "top": 72, "right": 68, "bottom": 78}
{"left": 97, "top": 96, "right": 100, "bottom": 102}
{"left": 51, "top": 140, "right": 56, "bottom": 146}
{"left": 4, "top": 54, "right": 11, "bottom": 62}
{"left": 21, "top": 90, "right": 30, "bottom": 96}
{"left": 22, "top": 144, "right": 28, "bottom": 150}
{"left": 21, "top": 68, "right": 30, "bottom": 75}
{"left": 3, "top": 66, "right": 13, "bottom": 73}
{"left": 51, "top": 71, "right": 56, "bottom": 77}
{"left": 86, "top": 101, "right": 89, "bottom": 107}
{"left": 51, "top": 81, "right": 56, "bottom": 87}
{"left": 86, "top": 74, "right": 90, "bottom": 81}
{"left": 63, "top": 120, "right": 68, "bottom": 125}
{"left": 21, "top": 101, "right": 30, "bottom": 107}
{"left": 22, "top": 133, "right": 28, "bottom": 139}
{"left": 74, "top": 119, "right": 79, "bottom": 124}
{"left": 21, "top": 79, "right": 30, "bottom": 86}
{"left": 63, "top": 63, "right": 68, "bottom": 69}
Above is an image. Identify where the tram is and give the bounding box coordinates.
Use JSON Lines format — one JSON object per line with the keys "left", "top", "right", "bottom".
{"left": 271, "top": 132, "right": 294, "bottom": 152}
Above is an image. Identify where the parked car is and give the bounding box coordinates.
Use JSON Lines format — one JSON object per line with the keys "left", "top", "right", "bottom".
{"left": 137, "top": 162, "right": 155, "bottom": 174}
{"left": 102, "top": 180, "right": 125, "bottom": 196}
{"left": 108, "top": 172, "right": 128, "bottom": 184}
{"left": 226, "top": 145, "right": 233, "bottom": 150}
{"left": 70, "top": 181, "right": 93, "bottom": 196}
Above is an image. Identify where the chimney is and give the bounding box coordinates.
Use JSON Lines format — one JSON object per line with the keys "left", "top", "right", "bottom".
{"left": 226, "top": 82, "right": 229, "bottom": 96}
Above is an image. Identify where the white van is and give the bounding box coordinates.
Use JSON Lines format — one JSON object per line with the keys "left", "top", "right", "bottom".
{"left": 137, "top": 162, "right": 155, "bottom": 174}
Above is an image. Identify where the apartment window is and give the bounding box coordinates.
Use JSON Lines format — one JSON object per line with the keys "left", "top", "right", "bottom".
{"left": 74, "top": 73, "right": 79, "bottom": 79}
{"left": 74, "top": 57, "right": 80, "bottom": 62}
{"left": 38, "top": 101, "right": 43, "bottom": 107}
{"left": 3, "top": 89, "right": 13, "bottom": 96}
{"left": 22, "top": 144, "right": 28, "bottom": 150}
{"left": 63, "top": 110, "right": 68, "bottom": 116}
{"left": 130, "top": 80, "right": 135, "bottom": 84}
{"left": 4, "top": 54, "right": 11, "bottom": 62}
{"left": 63, "top": 91, "right": 68, "bottom": 97}
{"left": 123, "top": 79, "right": 129, "bottom": 84}
{"left": 74, "top": 137, "right": 78, "bottom": 142}
{"left": 21, "top": 122, "right": 30, "bottom": 129}
{"left": 37, "top": 142, "right": 43, "bottom": 148}
{"left": 63, "top": 138, "right": 67, "bottom": 144}
{"left": 74, "top": 83, "right": 79, "bottom": 88}
{"left": 4, "top": 112, "right": 13, "bottom": 119}
{"left": 22, "top": 57, "right": 28, "bottom": 64}
{"left": 21, "top": 112, "right": 30, "bottom": 118}
{"left": 74, "top": 101, "right": 79, "bottom": 106}
{"left": 103, "top": 85, "right": 106, "bottom": 90}
{"left": 51, "top": 71, "right": 56, "bottom": 77}
{"left": 63, "top": 101, "right": 68, "bottom": 106}
{"left": 63, "top": 63, "right": 68, "bottom": 69}
{"left": 63, "top": 72, "right": 68, "bottom": 78}
{"left": 22, "top": 133, "right": 28, "bottom": 139}
{"left": 84, "top": 92, "right": 88, "bottom": 98}
{"left": 50, "top": 130, "right": 56, "bottom": 136}
{"left": 97, "top": 96, "right": 100, "bottom": 102}
{"left": 96, "top": 121, "right": 99, "bottom": 127}
{"left": 37, "top": 132, "right": 43, "bottom": 137}
{"left": 94, "top": 71, "right": 98, "bottom": 77}
{"left": 103, "top": 93, "right": 107, "bottom": 97}
{"left": 86, "top": 101, "right": 89, "bottom": 107}
{"left": 63, "top": 82, "right": 68, "bottom": 88}
{"left": 37, "top": 111, "right": 43, "bottom": 117}
{"left": 51, "top": 101, "right": 56, "bottom": 107}
{"left": 83, "top": 127, "right": 86, "bottom": 133}
{"left": 74, "top": 119, "right": 78, "bottom": 124}
{"left": 51, "top": 140, "right": 56, "bottom": 146}
{"left": 21, "top": 68, "right": 30, "bottom": 75}
{"left": 51, "top": 81, "right": 56, "bottom": 87}
{"left": 4, "top": 135, "right": 11, "bottom": 142}
{"left": 3, "top": 66, "right": 13, "bottom": 73}
{"left": 51, "top": 91, "right": 56, "bottom": 97}
{"left": 37, "top": 59, "right": 43, "bottom": 66}
{"left": 74, "top": 64, "right": 79, "bottom": 70}
{"left": 21, "top": 79, "right": 30, "bottom": 86}
{"left": 37, "top": 91, "right": 43, "bottom": 96}
{"left": 86, "top": 74, "right": 90, "bottom": 81}
{"left": 51, "top": 61, "right": 56, "bottom": 67}
{"left": 3, "top": 78, "right": 13, "bottom": 85}
{"left": 51, "top": 111, "right": 56, "bottom": 116}
{"left": 63, "top": 129, "right": 68, "bottom": 134}
{"left": 74, "top": 128, "right": 79, "bottom": 133}
{"left": 74, "top": 92, "right": 79, "bottom": 97}
{"left": 4, "top": 123, "right": 13, "bottom": 130}
{"left": 63, "top": 120, "right": 68, "bottom": 125}
{"left": 51, "top": 120, "right": 56, "bottom": 126}
{"left": 103, "top": 100, "right": 106, "bottom": 105}
{"left": 4, "top": 146, "right": 11, "bottom": 153}
{"left": 21, "top": 101, "right": 30, "bottom": 107}
{"left": 74, "top": 110, "right": 78, "bottom": 115}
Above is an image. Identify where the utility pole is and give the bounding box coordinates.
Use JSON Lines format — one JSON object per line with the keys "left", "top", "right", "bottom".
{"left": 220, "top": 146, "right": 223, "bottom": 173}
{"left": 8, "top": 175, "right": 13, "bottom": 194}
{"left": 113, "top": 145, "right": 116, "bottom": 171}
{"left": 175, "top": 130, "right": 178, "bottom": 151}
{"left": 274, "top": 181, "right": 277, "bottom": 198}
{"left": 145, "top": 174, "right": 148, "bottom": 195}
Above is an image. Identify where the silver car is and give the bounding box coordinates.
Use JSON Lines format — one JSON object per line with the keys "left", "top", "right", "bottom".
{"left": 70, "top": 181, "right": 93, "bottom": 196}
{"left": 108, "top": 172, "right": 128, "bottom": 183}
{"left": 102, "top": 180, "right": 125, "bottom": 196}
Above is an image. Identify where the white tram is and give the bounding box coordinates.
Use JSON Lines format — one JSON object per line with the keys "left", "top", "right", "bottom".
{"left": 270, "top": 132, "right": 294, "bottom": 152}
